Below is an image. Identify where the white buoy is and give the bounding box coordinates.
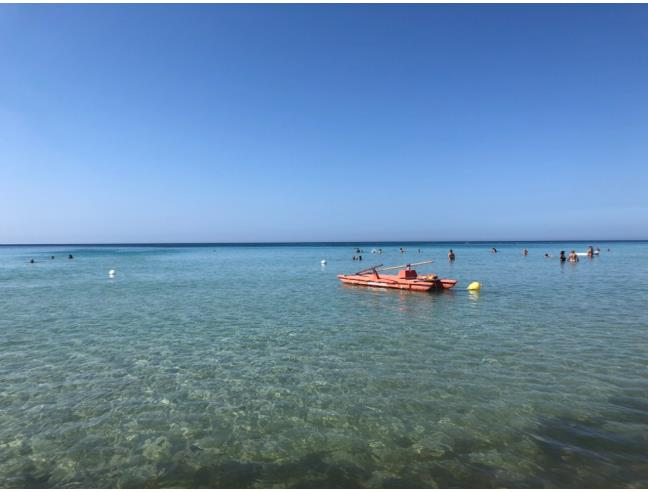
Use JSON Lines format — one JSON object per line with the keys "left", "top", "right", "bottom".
{"left": 108, "top": 269, "right": 116, "bottom": 278}
{"left": 321, "top": 260, "right": 327, "bottom": 265}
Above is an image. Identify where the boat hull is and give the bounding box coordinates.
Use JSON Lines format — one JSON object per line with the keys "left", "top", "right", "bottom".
{"left": 337, "top": 273, "right": 457, "bottom": 292}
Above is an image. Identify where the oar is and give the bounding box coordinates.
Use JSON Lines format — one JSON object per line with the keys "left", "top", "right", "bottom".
{"left": 377, "top": 260, "right": 434, "bottom": 272}
{"left": 355, "top": 264, "right": 383, "bottom": 275}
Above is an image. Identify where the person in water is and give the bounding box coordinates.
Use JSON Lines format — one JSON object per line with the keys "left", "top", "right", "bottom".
{"left": 587, "top": 246, "right": 594, "bottom": 258}
{"left": 358, "top": 255, "right": 362, "bottom": 261}
{"left": 30, "top": 259, "right": 35, "bottom": 264}
{"left": 68, "top": 254, "right": 74, "bottom": 259}
{"left": 559, "top": 251, "right": 566, "bottom": 262}
{"left": 491, "top": 247, "right": 497, "bottom": 253}
{"left": 568, "top": 250, "right": 579, "bottom": 263}
{"left": 50, "top": 255, "right": 55, "bottom": 260}
{"left": 522, "top": 249, "right": 528, "bottom": 256}
{"left": 544, "top": 253, "right": 551, "bottom": 258}
{"left": 448, "top": 249, "right": 455, "bottom": 262}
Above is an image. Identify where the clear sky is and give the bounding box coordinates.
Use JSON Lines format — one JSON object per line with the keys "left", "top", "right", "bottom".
{"left": 1, "top": 4, "right": 647, "bottom": 243}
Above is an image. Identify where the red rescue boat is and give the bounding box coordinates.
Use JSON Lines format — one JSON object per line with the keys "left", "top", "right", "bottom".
{"left": 338, "top": 260, "right": 457, "bottom": 292}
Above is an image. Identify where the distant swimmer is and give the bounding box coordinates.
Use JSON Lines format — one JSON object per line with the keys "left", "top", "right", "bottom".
{"left": 352, "top": 256, "right": 356, "bottom": 261}
{"left": 559, "top": 251, "right": 566, "bottom": 262}
{"left": 544, "top": 253, "right": 551, "bottom": 258}
{"left": 595, "top": 247, "right": 601, "bottom": 254}
{"left": 358, "top": 255, "right": 363, "bottom": 261}
{"left": 417, "top": 248, "right": 421, "bottom": 254}
{"left": 448, "top": 249, "right": 455, "bottom": 262}
{"left": 30, "top": 259, "right": 35, "bottom": 264}
{"left": 587, "top": 246, "right": 594, "bottom": 258}
{"left": 399, "top": 248, "right": 405, "bottom": 253}
{"left": 568, "top": 250, "right": 579, "bottom": 263}
{"left": 491, "top": 247, "right": 497, "bottom": 253}
{"left": 68, "top": 254, "right": 74, "bottom": 259}
{"left": 50, "top": 256, "right": 55, "bottom": 260}
{"left": 522, "top": 249, "right": 528, "bottom": 256}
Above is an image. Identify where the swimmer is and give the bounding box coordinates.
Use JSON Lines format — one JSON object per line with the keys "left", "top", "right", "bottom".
{"left": 587, "top": 246, "right": 594, "bottom": 258}
{"left": 448, "top": 249, "right": 455, "bottom": 262}
{"left": 568, "top": 250, "right": 579, "bottom": 263}
{"left": 68, "top": 254, "right": 74, "bottom": 259}
{"left": 50, "top": 256, "right": 55, "bottom": 260}
{"left": 544, "top": 253, "right": 551, "bottom": 258}
{"left": 491, "top": 247, "right": 497, "bottom": 253}
{"left": 522, "top": 248, "right": 528, "bottom": 256}
{"left": 559, "top": 251, "right": 566, "bottom": 262}
{"left": 30, "top": 259, "right": 35, "bottom": 264}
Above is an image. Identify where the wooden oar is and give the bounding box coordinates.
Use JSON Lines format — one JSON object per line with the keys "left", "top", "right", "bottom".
{"left": 355, "top": 264, "right": 384, "bottom": 275}
{"left": 377, "top": 260, "right": 434, "bottom": 272}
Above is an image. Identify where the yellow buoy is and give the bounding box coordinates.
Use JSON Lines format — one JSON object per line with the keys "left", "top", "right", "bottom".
{"left": 467, "top": 281, "right": 481, "bottom": 291}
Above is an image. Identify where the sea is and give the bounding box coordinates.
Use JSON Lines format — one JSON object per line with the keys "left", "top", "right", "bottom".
{"left": 1, "top": 241, "right": 647, "bottom": 487}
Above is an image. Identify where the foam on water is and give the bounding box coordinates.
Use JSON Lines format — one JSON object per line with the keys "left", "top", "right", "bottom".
{"left": 1, "top": 242, "right": 647, "bottom": 487}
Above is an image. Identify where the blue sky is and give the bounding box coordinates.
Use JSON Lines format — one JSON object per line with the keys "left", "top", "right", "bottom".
{"left": 1, "top": 4, "right": 647, "bottom": 243}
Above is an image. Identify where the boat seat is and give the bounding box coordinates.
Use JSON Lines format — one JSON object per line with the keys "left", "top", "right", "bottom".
{"left": 398, "top": 269, "right": 418, "bottom": 279}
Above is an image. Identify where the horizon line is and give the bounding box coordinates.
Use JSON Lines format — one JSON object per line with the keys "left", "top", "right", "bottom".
{"left": 1, "top": 239, "right": 646, "bottom": 247}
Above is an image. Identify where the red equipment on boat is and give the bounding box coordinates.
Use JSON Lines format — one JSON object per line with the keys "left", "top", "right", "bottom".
{"left": 337, "top": 261, "right": 457, "bottom": 292}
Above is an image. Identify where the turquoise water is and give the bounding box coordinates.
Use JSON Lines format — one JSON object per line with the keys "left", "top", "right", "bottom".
{"left": 1, "top": 242, "right": 648, "bottom": 487}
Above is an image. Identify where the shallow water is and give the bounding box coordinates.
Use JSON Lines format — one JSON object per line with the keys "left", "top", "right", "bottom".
{"left": 1, "top": 242, "right": 647, "bottom": 487}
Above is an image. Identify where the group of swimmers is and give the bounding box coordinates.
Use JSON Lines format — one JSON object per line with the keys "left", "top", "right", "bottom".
{"left": 29, "top": 254, "right": 74, "bottom": 263}
{"left": 496, "top": 246, "right": 606, "bottom": 262}
{"left": 352, "top": 248, "right": 364, "bottom": 261}
{"left": 354, "top": 246, "right": 422, "bottom": 260}
{"left": 561, "top": 250, "right": 582, "bottom": 263}
{"left": 521, "top": 245, "right": 603, "bottom": 262}
{"left": 395, "top": 247, "right": 422, "bottom": 254}
{"left": 352, "top": 245, "right": 607, "bottom": 264}
{"left": 557, "top": 246, "right": 601, "bottom": 263}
